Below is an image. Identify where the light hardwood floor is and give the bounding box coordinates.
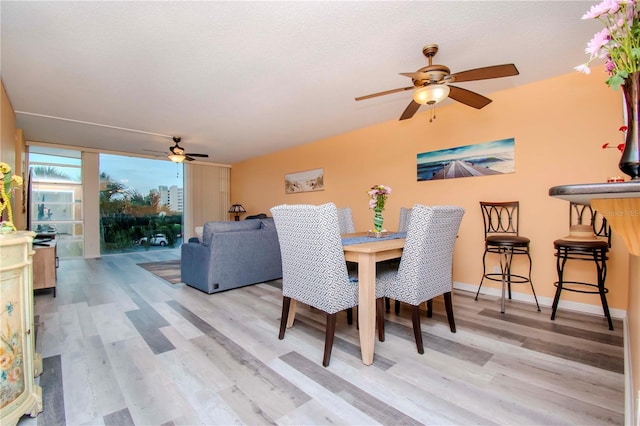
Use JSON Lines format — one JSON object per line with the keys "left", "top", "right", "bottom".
{"left": 19, "top": 250, "right": 624, "bottom": 425}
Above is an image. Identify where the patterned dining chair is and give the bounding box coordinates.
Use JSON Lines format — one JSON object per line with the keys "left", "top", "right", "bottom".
{"left": 398, "top": 206, "right": 413, "bottom": 232}
{"left": 271, "top": 202, "right": 362, "bottom": 367}
{"left": 386, "top": 206, "right": 414, "bottom": 314}
{"left": 337, "top": 207, "right": 357, "bottom": 234}
{"left": 376, "top": 204, "right": 465, "bottom": 354}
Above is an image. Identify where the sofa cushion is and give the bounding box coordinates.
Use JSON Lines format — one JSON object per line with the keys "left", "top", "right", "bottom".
{"left": 202, "top": 220, "right": 262, "bottom": 246}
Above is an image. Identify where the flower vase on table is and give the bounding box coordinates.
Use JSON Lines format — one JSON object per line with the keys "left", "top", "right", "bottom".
{"left": 367, "top": 184, "right": 391, "bottom": 237}
{"left": 373, "top": 208, "right": 384, "bottom": 232}
{"left": 620, "top": 72, "right": 640, "bottom": 180}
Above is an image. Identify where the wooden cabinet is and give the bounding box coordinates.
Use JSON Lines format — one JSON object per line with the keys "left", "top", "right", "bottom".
{"left": 33, "top": 239, "right": 57, "bottom": 296}
{"left": 0, "top": 231, "right": 43, "bottom": 425}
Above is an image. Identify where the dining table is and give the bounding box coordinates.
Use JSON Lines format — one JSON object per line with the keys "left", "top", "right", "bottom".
{"left": 343, "top": 232, "right": 405, "bottom": 365}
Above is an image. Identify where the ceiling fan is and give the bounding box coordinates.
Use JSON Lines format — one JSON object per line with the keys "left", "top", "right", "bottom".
{"left": 167, "top": 137, "right": 209, "bottom": 163}
{"left": 355, "top": 44, "right": 519, "bottom": 121}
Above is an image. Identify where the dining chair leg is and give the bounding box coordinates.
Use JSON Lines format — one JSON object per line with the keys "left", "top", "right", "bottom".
{"left": 385, "top": 298, "right": 401, "bottom": 314}
{"left": 444, "top": 292, "right": 456, "bottom": 333}
{"left": 376, "top": 297, "right": 385, "bottom": 342}
{"left": 426, "top": 299, "right": 433, "bottom": 318}
{"left": 346, "top": 308, "right": 353, "bottom": 325}
{"left": 323, "top": 313, "right": 337, "bottom": 367}
{"left": 411, "top": 305, "right": 424, "bottom": 354}
{"left": 279, "top": 297, "right": 291, "bottom": 339}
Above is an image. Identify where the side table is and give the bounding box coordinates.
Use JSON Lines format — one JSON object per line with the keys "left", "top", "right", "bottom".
{"left": 33, "top": 239, "right": 57, "bottom": 297}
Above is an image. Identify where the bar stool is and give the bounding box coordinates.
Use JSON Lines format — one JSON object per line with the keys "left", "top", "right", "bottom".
{"left": 475, "top": 201, "right": 540, "bottom": 313}
{"left": 551, "top": 203, "right": 613, "bottom": 330}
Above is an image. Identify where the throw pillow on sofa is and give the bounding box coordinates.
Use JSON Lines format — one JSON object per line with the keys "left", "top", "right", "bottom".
{"left": 195, "top": 226, "right": 204, "bottom": 243}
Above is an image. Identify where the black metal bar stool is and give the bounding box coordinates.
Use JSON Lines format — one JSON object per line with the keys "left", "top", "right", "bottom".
{"left": 550, "top": 203, "right": 613, "bottom": 330}
{"left": 475, "top": 201, "right": 540, "bottom": 313}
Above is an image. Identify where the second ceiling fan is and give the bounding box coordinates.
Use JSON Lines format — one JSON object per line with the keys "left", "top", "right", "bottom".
{"left": 168, "top": 137, "right": 209, "bottom": 163}
{"left": 355, "top": 44, "right": 519, "bottom": 121}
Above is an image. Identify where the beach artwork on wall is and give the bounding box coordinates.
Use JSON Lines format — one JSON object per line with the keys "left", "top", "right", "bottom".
{"left": 417, "top": 137, "right": 515, "bottom": 181}
{"left": 285, "top": 168, "right": 324, "bottom": 193}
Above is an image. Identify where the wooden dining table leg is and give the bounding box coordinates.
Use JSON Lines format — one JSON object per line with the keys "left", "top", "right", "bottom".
{"left": 357, "top": 252, "right": 376, "bottom": 365}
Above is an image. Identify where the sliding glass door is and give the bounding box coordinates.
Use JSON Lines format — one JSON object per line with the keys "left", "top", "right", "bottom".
{"left": 99, "top": 154, "right": 184, "bottom": 254}
{"left": 28, "top": 147, "right": 84, "bottom": 259}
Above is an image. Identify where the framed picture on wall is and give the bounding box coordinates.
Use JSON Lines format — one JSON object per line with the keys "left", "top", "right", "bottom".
{"left": 417, "top": 137, "right": 515, "bottom": 181}
{"left": 285, "top": 168, "right": 324, "bottom": 193}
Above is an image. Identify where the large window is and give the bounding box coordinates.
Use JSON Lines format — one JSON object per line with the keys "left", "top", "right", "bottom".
{"left": 99, "top": 154, "right": 184, "bottom": 254}
{"left": 28, "top": 147, "right": 83, "bottom": 259}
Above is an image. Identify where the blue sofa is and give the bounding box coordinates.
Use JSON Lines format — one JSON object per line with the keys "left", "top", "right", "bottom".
{"left": 181, "top": 218, "right": 282, "bottom": 294}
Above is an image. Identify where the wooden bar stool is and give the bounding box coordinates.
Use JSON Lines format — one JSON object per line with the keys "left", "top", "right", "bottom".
{"left": 551, "top": 203, "right": 613, "bottom": 330}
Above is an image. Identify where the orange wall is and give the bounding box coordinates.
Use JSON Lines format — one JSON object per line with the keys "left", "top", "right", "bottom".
{"left": 231, "top": 71, "right": 630, "bottom": 310}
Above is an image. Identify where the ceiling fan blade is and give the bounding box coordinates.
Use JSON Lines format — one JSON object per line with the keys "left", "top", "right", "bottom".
{"left": 185, "top": 155, "right": 196, "bottom": 161}
{"left": 185, "top": 153, "right": 209, "bottom": 158}
{"left": 355, "top": 86, "right": 414, "bottom": 101}
{"left": 399, "top": 72, "right": 430, "bottom": 80}
{"left": 399, "top": 100, "right": 421, "bottom": 120}
{"left": 451, "top": 64, "right": 519, "bottom": 83}
{"left": 448, "top": 85, "right": 492, "bottom": 109}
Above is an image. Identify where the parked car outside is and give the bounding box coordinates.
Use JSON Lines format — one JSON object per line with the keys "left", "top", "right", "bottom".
{"left": 139, "top": 234, "right": 168, "bottom": 246}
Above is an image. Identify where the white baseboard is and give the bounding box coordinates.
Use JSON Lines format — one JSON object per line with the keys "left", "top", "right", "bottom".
{"left": 453, "top": 281, "right": 626, "bottom": 320}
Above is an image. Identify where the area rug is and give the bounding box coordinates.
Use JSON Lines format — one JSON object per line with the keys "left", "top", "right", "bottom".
{"left": 137, "top": 259, "right": 182, "bottom": 284}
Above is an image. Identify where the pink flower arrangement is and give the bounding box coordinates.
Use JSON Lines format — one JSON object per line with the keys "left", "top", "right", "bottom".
{"left": 575, "top": 0, "right": 639, "bottom": 89}
{"left": 368, "top": 184, "right": 391, "bottom": 211}
{"left": 602, "top": 125, "right": 628, "bottom": 152}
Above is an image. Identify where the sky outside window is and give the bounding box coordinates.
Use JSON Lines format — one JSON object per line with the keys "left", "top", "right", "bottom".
{"left": 100, "top": 154, "right": 183, "bottom": 195}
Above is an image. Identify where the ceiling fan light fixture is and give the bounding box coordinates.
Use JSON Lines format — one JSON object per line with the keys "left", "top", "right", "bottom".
{"left": 168, "top": 153, "right": 185, "bottom": 163}
{"left": 413, "top": 85, "right": 450, "bottom": 105}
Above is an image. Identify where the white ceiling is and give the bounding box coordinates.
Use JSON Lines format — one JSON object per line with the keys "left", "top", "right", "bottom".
{"left": 1, "top": 1, "right": 601, "bottom": 165}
